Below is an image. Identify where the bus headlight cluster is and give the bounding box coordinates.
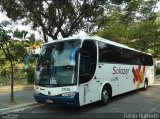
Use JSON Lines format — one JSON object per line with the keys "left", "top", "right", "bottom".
{"left": 61, "top": 92, "right": 76, "bottom": 97}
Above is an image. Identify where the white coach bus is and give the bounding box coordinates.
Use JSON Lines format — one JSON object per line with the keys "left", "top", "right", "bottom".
{"left": 33, "top": 35, "right": 154, "bottom": 106}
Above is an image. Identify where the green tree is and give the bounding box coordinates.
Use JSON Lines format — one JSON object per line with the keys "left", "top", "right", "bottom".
{"left": 13, "top": 29, "right": 28, "bottom": 40}
{"left": 24, "top": 34, "right": 43, "bottom": 54}
{"left": 1, "top": 0, "right": 107, "bottom": 42}
{"left": 120, "top": 0, "right": 157, "bottom": 24}
{"left": 96, "top": 0, "right": 160, "bottom": 57}
{"left": 0, "top": 25, "right": 15, "bottom": 102}
{"left": 0, "top": 24, "right": 29, "bottom": 102}
{"left": 131, "top": 20, "right": 160, "bottom": 57}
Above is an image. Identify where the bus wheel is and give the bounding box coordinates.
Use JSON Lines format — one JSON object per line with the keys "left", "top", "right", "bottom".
{"left": 99, "top": 86, "right": 110, "bottom": 106}
{"left": 143, "top": 79, "right": 148, "bottom": 91}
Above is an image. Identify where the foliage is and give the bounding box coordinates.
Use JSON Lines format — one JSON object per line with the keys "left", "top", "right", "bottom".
{"left": 24, "top": 34, "right": 43, "bottom": 48}
{"left": 23, "top": 66, "right": 35, "bottom": 84}
{"left": 0, "top": 24, "right": 37, "bottom": 102}
{"left": 96, "top": 20, "right": 131, "bottom": 44}
{"left": 13, "top": 29, "right": 28, "bottom": 39}
{"left": 0, "top": 27, "right": 42, "bottom": 85}
{"left": 121, "top": 0, "right": 157, "bottom": 24}
{"left": 0, "top": 38, "right": 28, "bottom": 76}
{"left": 11, "top": 41, "right": 28, "bottom": 62}
{"left": 131, "top": 20, "right": 160, "bottom": 56}
{"left": 96, "top": 0, "right": 160, "bottom": 57}
{"left": 23, "top": 34, "right": 44, "bottom": 54}
{"left": 0, "top": 76, "right": 9, "bottom": 86}
{"left": 0, "top": 26, "right": 42, "bottom": 87}
{"left": 0, "top": 24, "right": 15, "bottom": 101}
{"left": 97, "top": 19, "right": 160, "bottom": 57}
{"left": 1, "top": 0, "right": 108, "bottom": 42}
{"left": 156, "top": 67, "right": 160, "bottom": 75}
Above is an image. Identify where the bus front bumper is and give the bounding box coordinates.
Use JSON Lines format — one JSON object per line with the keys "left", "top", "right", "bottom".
{"left": 34, "top": 93, "right": 80, "bottom": 106}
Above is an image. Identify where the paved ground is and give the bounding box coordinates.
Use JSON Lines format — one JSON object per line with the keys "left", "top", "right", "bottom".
{"left": 22, "top": 85, "right": 160, "bottom": 113}
{"left": 12, "top": 81, "right": 159, "bottom": 119}
{"left": 0, "top": 85, "right": 35, "bottom": 109}
{"left": 0, "top": 80, "right": 160, "bottom": 119}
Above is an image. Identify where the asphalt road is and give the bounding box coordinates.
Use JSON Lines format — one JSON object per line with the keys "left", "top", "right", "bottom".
{"left": 16, "top": 84, "right": 160, "bottom": 119}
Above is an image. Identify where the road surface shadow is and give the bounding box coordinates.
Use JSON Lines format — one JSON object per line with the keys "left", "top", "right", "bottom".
{"left": 39, "top": 87, "right": 156, "bottom": 113}
{"left": 23, "top": 85, "right": 160, "bottom": 114}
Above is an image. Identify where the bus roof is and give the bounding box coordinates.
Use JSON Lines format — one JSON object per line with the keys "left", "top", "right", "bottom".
{"left": 43, "top": 35, "right": 152, "bottom": 56}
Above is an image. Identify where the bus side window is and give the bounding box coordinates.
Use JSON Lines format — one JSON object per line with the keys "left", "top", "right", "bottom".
{"left": 98, "top": 42, "right": 122, "bottom": 63}
{"left": 144, "top": 55, "right": 153, "bottom": 66}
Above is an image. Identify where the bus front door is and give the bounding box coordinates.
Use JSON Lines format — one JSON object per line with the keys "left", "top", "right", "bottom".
{"left": 78, "top": 40, "right": 99, "bottom": 106}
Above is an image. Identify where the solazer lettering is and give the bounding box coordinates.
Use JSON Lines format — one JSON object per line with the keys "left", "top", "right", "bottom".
{"left": 113, "top": 66, "right": 129, "bottom": 75}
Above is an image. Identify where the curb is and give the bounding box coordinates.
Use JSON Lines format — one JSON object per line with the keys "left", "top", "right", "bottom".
{"left": 0, "top": 102, "right": 42, "bottom": 114}
{"left": 151, "top": 84, "right": 160, "bottom": 86}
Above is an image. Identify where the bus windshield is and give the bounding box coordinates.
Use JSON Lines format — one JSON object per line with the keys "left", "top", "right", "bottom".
{"left": 35, "top": 39, "right": 81, "bottom": 86}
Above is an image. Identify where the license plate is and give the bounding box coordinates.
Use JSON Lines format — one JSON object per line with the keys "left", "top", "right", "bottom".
{"left": 46, "top": 99, "right": 53, "bottom": 103}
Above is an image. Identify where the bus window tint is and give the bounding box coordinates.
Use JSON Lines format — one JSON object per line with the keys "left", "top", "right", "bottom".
{"left": 143, "top": 55, "right": 153, "bottom": 66}
{"left": 98, "top": 42, "right": 121, "bottom": 63}
{"left": 98, "top": 41, "right": 153, "bottom": 66}
{"left": 121, "top": 49, "right": 141, "bottom": 65}
{"left": 79, "top": 40, "right": 97, "bottom": 84}
{"left": 98, "top": 42, "right": 108, "bottom": 62}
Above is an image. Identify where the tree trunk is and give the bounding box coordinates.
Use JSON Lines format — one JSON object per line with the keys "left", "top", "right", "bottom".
{"left": 4, "top": 42, "right": 15, "bottom": 102}
{"left": 10, "top": 60, "right": 14, "bottom": 102}
{"left": 42, "top": 29, "right": 48, "bottom": 43}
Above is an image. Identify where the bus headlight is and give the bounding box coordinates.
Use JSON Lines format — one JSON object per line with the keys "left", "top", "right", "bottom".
{"left": 61, "top": 92, "right": 76, "bottom": 97}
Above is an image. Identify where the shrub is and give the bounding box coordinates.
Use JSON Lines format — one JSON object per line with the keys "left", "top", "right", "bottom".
{"left": 24, "top": 66, "right": 35, "bottom": 84}
{"left": 156, "top": 67, "right": 160, "bottom": 75}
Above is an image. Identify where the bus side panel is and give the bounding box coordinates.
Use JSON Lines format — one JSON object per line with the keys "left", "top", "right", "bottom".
{"left": 78, "top": 76, "right": 101, "bottom": 106}
{"left": 97, "top": 64, "right": 152, "bottom": 97}
{"left": 145, "top": 66, "right": 154, "bottom": 85}
{"left": 97, "top": 63, "right": 119, "bottom": 96}
{"left": 79, "top": 83, "right": 100, "bottom": 106}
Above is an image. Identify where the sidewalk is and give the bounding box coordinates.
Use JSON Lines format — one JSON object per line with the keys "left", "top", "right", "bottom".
{"left": 0, "top": 85, "right": 36, "bottom": 110}
{"left": 153, "top": 79, "right": 160, "bottom": 85}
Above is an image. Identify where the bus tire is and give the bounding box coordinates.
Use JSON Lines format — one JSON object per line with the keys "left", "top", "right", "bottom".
{"left": 99, "top": 85, "right": 110, "bottom": 106}
{"left": 143, "top": 79, "right": 148, "bottom": 91}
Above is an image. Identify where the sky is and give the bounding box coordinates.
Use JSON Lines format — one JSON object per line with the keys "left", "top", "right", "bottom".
{"left": 0, "top": 2, "right": 160, "bottom": 42}
{"left": 0, "top": 11, "right": 43, "bottom": 40}
{"left": 155, "top": 1, "right": 160, "bottom": 12}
